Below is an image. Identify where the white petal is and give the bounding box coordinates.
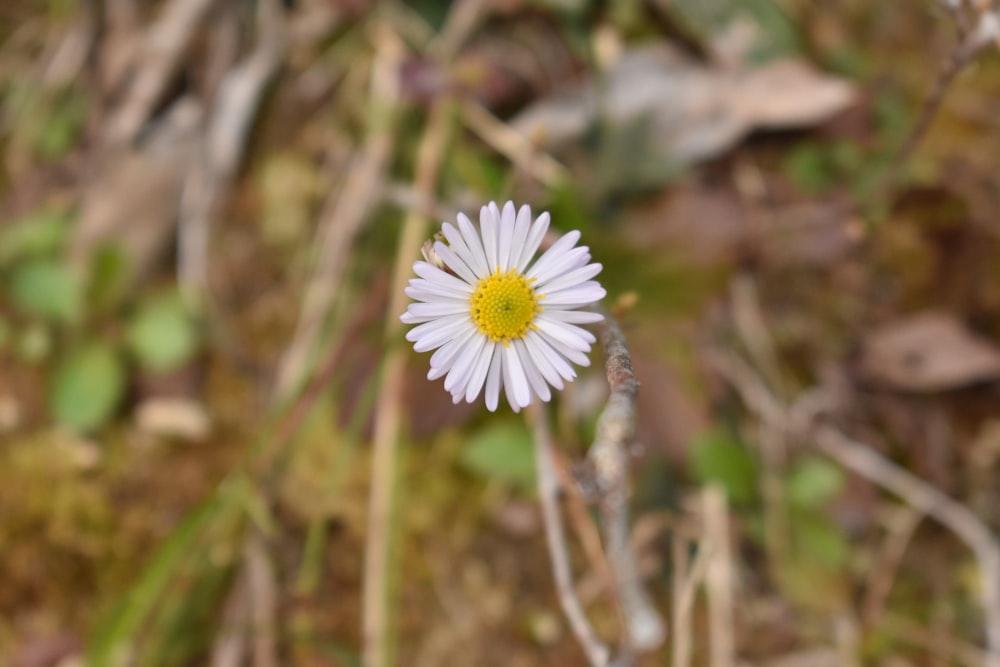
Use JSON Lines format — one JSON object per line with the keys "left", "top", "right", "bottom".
{"left": 404, "top": 285, "right": 470, "bottom": 303}
{"left": 536, "top": 315, "right": 597, "bottom": 344}
{"left": 497, "top": 201, "right": 516, "bottom": 271}
{"left": 527, "top": 331, "right": 576, "bottom": 383}
{"left": 537, "top": 328, "right": 591, "bottom": 367}
{"left": 444, "top": 333, "right": 486, "bottom": 394}
{"left": 502, "top": 343, "right": 532, "bottom": 410}
{"left": 540, "top": 282, "right": 607, "bottom": 307}
{"left": 442, "top": 222, "right": 488, "bottom": 279}
{"left": 510, "top": 205, "right": 532, "bottom": 272}
{"left": 535, "top": 317, "right": 593, "bottom": 352}
{"left": 526, "top": 230, "right": 582, "bottom": 281}
{"left": 413, "top": 261, "right": 474, "bottom": 293}
{"left": 530, "top": 246, "right": 591, "bottom": 285}
{"left": 457, "top": 212, "right": 490, "bottom": 278}
{"left": 535, "top": 262, "right": 603, "bottom": 294}
{"left": 464, "top": 340, "right": 496, "bottom": 403}
{"left": 516, "top": 212, "right": 549, "bottom": 272}
{"left": 434, "top": 241, "right": 479, "bottom": 285}
{"left": 409, "top": 316, "right": 473, "bottom": 352}
{"left": 428, "top": 326, "right": 478, "bottom": 378}
{"left": 485, "top": 351, "right": 503, "bottom": 411}
{"left": 406, "top": 301, "right": 470, "bottom": 319}
{"left": 406, "top": 314, "right": 467, "bottom": 342}
{"left": 514, "top": 339, "right": 551, "bottom": 402}
{"left": 481, "top": 204, "right": 499, "bottom": 270}
{"left": 540, "top": 309, "right": 604, "bottom": 324}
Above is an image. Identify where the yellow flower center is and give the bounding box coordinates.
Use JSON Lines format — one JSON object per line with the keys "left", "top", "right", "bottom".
{"left": 470, "top": 269, "right": 540, "bottom": 343}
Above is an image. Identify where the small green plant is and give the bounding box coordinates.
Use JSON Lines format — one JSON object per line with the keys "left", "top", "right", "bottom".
{"left": 0, "top": 205, "right": 202, "bottom": 433}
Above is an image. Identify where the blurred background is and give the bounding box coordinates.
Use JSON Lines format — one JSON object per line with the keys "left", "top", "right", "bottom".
{"left": 3, "top": 0, "right": 1000, "bottom": 665}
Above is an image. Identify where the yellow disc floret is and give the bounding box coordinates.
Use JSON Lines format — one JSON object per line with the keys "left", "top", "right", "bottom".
{"left": 470, "top": 269, "right": 540, "bottom": 343}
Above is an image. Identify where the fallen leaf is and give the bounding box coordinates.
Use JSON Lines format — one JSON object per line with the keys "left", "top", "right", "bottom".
{"left": 512, "top": 45, "right": 854, "bottom": 168}
{"left": 859, "top": 312, "right": 1000, "bottom": 392}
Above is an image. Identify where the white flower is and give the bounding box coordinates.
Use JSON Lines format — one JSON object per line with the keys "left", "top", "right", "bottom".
{"left": 401, "top": 201, "right": 606, "bottom": 412}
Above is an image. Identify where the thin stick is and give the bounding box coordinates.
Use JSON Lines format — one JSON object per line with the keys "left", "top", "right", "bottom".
{"left": 591, "top": 316, "right": 666, "bottom": 652}
{"left": 528, "top": 402, "right": 612, "bottom": 667}
{"left": 887, "top": 7, "right": 1000, "bottom": 181}
{"left": 460, "top": 100, "right": 570, "bottom": 188}
{"left": 671, "top": 532, "right": 711, "bottom": 667}
{"left": 106, "top": 0, "right": 218, "bottom": 144}
{"left": 711, "top": 350, "right": 1000, "bottom": 666}
{"left": 361, "top": 98, "right": 452, "bottom": 667}
{"left": 702, "top": 485, "right": 735, "bottom": 667}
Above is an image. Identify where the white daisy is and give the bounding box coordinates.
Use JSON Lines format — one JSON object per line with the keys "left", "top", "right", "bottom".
{"left": 401, "top": 201, "right": 606, "bottom": 412}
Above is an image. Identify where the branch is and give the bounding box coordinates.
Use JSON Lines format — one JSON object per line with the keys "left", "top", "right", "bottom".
{"left": 589, "top": 315, "right": 666, "bottom": 653}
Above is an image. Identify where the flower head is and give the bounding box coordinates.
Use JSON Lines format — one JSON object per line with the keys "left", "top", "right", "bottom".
{"left": 401, "top": 201, "right": 606, "bottom": 412}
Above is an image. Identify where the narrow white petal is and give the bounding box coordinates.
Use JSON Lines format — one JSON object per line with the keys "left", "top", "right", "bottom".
{"left": 530, "top": 246, "right": 591, "bottom": 285}
{"left": 410, "top": 316, "right": 474, "bottom": 352}
{"left": 406, "top": 314, "right": 467, "bottom": 342}
{"left": 540, "top": 309, "right": 604, "bottom": 324}
{"left": 527, "top": 331, "right": 576, "bottom": 383}
{"left": 407, "top": 301, "right": 470, "bottom": 318}
{"left": 537, "top": 328, "right": 591, "bottom": 366}
{"left": 481, "top": 205, "right": 499, "bottom": 270}
{"left": 514, "top": 339, "right": 551, "bottom": 402}
{"left": 407, "top": 276, "right": 471, "bottom": 298}
{"left": 502, "top": 343, "right": 532, "bottom": 409}
{"left": 535, "top": 318, "right": 593, "bottom": 352}
{"left": 465, "top": 341, "right": 496, "bottom": 403}
{"left": 497, "top": 201, "right": 516, "bottom": 271}
{"left": 510, "top": 205, "right": 532, "bottom": 272}
{"left": 434, "top": 241, "right": 479, "bottom": 285}
{"left": 442, "top": 222, "right": 488, "bottom": 279}
{"left": 457, "top": 212, "right": 490, "bottom": 277}
{"left": 404, "top": 285, "right": 470, "bottom": 303}
{"left": 428, "top": 325, "right": 478, "bottom": 376}
{"left": 535, "top": 262, "right": 603, "bottom": 294}
{"left": 516, "top": 212, "right": 549, "bottom": 272}
{"left": 536, "top": 315, "right": 597, "bottom": 344}
{"left": 485, "top": 351, "right": 503, "bottom": 411}
{"left": 540, "top": 282, "right": 607, "bottom": 307}
{"left": 444, "top": 333, "right": 486, "bottom": 394}
{"left": 413, "top": 261, "right": 474, "bottom": 293}
{"left": 523, "top": 333, "right": 565, "bottom": 389}
{"left": 526, "top": 230, "right": 582, "bottom": 281}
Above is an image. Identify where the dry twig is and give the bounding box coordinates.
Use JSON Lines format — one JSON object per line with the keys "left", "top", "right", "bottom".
{"left": 888, "top": 3, "right": 1000, "bottom": 178}
{"left": 590, "top": 316, "right": 667, "bottom": 654}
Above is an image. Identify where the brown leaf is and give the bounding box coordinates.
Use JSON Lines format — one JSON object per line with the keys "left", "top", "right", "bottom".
{"left": 859, "top": 312, "right": 1000, "bottom": 392}
{"left": 512, "top": 45, "right": 854, "bottom": 167}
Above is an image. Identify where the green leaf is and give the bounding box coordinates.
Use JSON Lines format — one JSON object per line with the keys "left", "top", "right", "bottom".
{"left": 0, "top": 206, "right": 70, "bottom": 266}
{"left": 460, "top": 422, "right": 536, "bottom": 488}
{"left": 126, "top": 293, "right": 198, "bottom": 372}
{"left": 786, "top": 456, "right": 845, "bottom": 509}
{"left": 51, "top": 342, "right": 125, "bottom": 431}
{"left": 689, "top": 430, "right": 757, "bottom": 504}
{"left": 791, "top": 510, "right": 851, "bottom": 569}
{"left": 9, "top": 259, "right": 81, "bottom": 323}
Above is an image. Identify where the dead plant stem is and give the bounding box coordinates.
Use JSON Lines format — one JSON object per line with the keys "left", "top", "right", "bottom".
{"left": 362, "top": 99, "right": 452, "bottom": 667}
{"left": 527, "top": 402, "right": 612, "bottom": 667}
{"left": 591, "top": 316, "right": 666, "bottom": 652}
